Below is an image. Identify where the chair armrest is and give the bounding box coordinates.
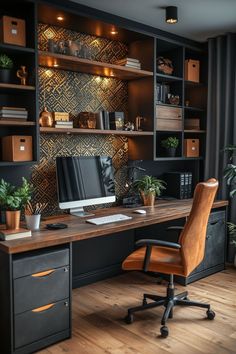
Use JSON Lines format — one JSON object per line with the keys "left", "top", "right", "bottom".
{"left": 135, "top": 239, "right": 181, "bottom": 249}
{"left": 135, "top": 239, "right": 181, "bottom": 272}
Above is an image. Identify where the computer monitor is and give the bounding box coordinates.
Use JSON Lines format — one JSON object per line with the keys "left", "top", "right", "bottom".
{"left": 56, "top": 156, "right": 116, "bottom": 217}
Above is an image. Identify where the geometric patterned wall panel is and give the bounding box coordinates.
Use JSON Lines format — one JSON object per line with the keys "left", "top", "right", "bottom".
{"left": 31, "top": 134, "right": 129, "bottom": 216}
{"left": 32, "top": 25, "right": 130, "bottom": 216}
{"left": 38, "top": 23, "right": 128, "bottom": 64}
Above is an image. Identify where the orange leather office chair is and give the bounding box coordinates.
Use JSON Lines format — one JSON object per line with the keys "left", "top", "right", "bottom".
{"left": 122, "top": 178, "right": 219, "bottom": 338}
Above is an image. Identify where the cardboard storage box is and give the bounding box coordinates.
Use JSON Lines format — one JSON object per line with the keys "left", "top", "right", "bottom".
{"left": 156, "top": 105, "right": 182, "bottom": 131}
{"left": 184, "top": 119, "right": 200, "bottom": 130}
{"left": 2, "top": 135, "right": 32, "bottom": 161}
{"left": 0, "top": 16, "right": 26, "bottom": 46}
{"left": 184, "top": 139, "right": 199, "bottom": 157}
{"left": 185, "top": 59, "right": 200, "bottom": 83}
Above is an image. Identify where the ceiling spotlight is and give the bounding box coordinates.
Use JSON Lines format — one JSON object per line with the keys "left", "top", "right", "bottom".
{"left": 166, "top": 6, "right": 178, "bottom": 24}
{"left": 57, "top": 16, "right": 64, "bottom": 21}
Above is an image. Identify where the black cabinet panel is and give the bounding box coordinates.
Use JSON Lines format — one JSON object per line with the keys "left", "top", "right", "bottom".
{"left": 14, "top": 299, "right": 70, "bottom": 349}
{"left": 14, "top": 266, "right": 70, "bottom": 315}
{"left": 13, "top": 246, "right": 69, "bottom": 279}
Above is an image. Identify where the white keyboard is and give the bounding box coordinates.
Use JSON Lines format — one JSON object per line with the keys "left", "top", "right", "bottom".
{"left": 86, "top": 214, "right": 132, "bottom": 225}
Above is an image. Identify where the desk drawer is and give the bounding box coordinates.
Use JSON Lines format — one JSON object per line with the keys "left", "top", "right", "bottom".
{"left": 13, "top": 246, "right": 69, "bottom": 279}
{"left": 14, "top": 299, "right": 70, "bottom": 349}
{"left": 14, "top": 266, "right": 70, "bottom": 314}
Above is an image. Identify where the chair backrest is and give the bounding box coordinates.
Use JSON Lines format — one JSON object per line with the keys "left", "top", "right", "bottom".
{"left": 179, "top": 178, "right": 218, "bottom": 276}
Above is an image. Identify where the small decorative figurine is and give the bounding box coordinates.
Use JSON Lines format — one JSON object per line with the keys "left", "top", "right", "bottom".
{"left": 17, "top": 65, "right": 28, "bottom": 85}
{"left": 39, "top": 107, "right": 53, "bottom": 127}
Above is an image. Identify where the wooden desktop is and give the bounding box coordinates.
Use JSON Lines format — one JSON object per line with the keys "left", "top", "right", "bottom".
{"left": 0, "top": 199, "right": 228, "bottom": 354}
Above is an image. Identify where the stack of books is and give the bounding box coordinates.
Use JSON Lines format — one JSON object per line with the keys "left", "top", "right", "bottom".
{"left": 55, "top": 121, "right": 73, "bottom": 129}
{"left": 0, "top": 228, "right": 32, "bottom": 241}
{"left": 52, "top": 112, "right": 70, "bottom": 122}
{"left": 115, "top": 57, "right": 141, "bottom": 70}
{"left": 0, "top": 106, "right": 28, "bottom": 121}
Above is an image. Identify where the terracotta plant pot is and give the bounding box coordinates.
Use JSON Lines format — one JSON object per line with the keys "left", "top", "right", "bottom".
{"left": 140, "top": 191, "right": 155, "bottom": 206}
{"left": 5, "top": 210, "right": 21, "bottom": 230}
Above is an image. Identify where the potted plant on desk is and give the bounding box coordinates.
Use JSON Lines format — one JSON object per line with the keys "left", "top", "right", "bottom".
{"left": 161, "top": 136, "right": 179, "bottom": 157}
{"left": 133, "top": 175, "right": 166, "bottom": 206}
{"left": 0, "top": 178, "right": 32, "bottom": 230}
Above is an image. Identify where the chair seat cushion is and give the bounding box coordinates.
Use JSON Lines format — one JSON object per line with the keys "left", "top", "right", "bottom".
{"left": 122, "top": 245, "right": 185, "bottom": 276}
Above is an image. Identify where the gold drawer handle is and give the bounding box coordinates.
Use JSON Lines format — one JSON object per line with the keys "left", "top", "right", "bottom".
{"left": 32, "top": 303, "right": 55, "bottom": 313}
{"left": 31, "top": 269, "right": 55, "bottom": 278}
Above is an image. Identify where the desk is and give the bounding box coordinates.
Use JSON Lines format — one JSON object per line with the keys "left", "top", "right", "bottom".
{"left": 0, "top": 199, "right": 228, "bottom": 354}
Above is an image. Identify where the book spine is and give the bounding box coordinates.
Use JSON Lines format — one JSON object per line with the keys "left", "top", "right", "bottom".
{"left": 188, "top": 173, "right": 192, "bottom": 198}
{"left": 184, "top": 173, "right": 189, "bottom": 199}
{"left": 180, "top": 173, "right": 185, "bottom": 199}
{"left": 97, "top": 111, "right": 104, "bottom": 130}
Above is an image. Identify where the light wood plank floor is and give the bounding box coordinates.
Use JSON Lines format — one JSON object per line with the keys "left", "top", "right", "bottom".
{"left": 39, "top": 268, "right": 236, "bottom": 354}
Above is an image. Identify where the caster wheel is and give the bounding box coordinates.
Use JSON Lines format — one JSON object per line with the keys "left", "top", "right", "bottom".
{"left": 143, "top": 298, "right": 148, "bottom": 306}
{"left": 206, "top": 309, "right": 215, "bottom": 320}
{"left": 160, "top": 325, "right": 169, "bottom": 338}
{"left": 124, "top": 313, "right": 134, "bottom": 324}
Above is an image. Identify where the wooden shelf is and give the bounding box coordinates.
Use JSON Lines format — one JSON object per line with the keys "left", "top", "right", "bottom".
{"left": 0, "top": 161, "right": 38, "bottom": 167}
{"left": 0, "top": 120, "right": 36, "bottom": 126}
{"left": 184, "top": 106, "right": 204, "bottom": 112}
{"left": 156, "top": 73, "right": 183, "bottom": 82}
{"left": 40, "top": 127, "right": 154, "bottom": 136}
{"left": 155, "top": 156, "right": 203, "bottom": 161}
{"left": 0, "top": 43, "right": 35, "bottom": 53}
{"left": 184, "top": 130, "right": 206, "bottom": 133}
{"left": 38, "top": 51, "right": 153, "bottom": 80}
{"left": 156, "top": 103, "right": 182, "bottom": 109}
{"left": 0, "top": 83, "right": 35, "bottom": 91}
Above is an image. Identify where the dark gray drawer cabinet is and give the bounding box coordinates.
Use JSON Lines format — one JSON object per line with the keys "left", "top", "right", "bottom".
{"left": 0, "top": 244, "right": 72, "bottom": 354}
{"left": 176, "top": 210, "right": 226, "bottom": 285}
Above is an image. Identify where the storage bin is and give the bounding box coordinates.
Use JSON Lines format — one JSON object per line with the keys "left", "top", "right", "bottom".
{"left": 2, "top": 135, "right": 32, "bottom": 161}
{"left": 185, "top": 59, "right": 200, "bottom": 83}
{"left": 0, "top": 16, "right": 26, "bottom": 46}
{"left": 184, "top": 138, "right": 199, "bottom": 157}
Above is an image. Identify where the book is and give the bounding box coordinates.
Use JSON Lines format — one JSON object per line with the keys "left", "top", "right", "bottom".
{"left": 116, "top": 58, "right": 140, "bottom": 64}
{"left": 0, "top": 106, "right": 26, "bottom": 111}
{"left": 55, "top": 121, "right": 73, "bottom": 125}
{"left": 124, "top": 63, "right": 141, "bottom": 69}
{"left": 102, "top": 110, "right": 110, "bottom": 130}
{"left": 55, "top": 124, "right": 73, "bottom": 129}
{"left": 96, "top": 111, "right": 104, "bottom": 130}
{"left": 0, "top": 228, "right": 32, "bottom": 241}
{"left": 0, "top": 117, "right": 27, "bottom": 121}
{"left": 0, "top": 110, "right": 28, "bottom": 115}
{"left": 0, "top": 114, "right": 28, "bottom": 119}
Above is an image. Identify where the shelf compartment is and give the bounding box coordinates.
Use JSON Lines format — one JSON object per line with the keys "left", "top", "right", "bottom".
{"left": 40, "top": 127, "right": 154, "bottom": 136}
{"left": 0, "top": 120, "right": 36, "bottom": 126}
{"left": 38, "top": 51, "right": 153, "bottom": 80}
{"left": 0, "top": 83, "right": 35, "bottom": 91}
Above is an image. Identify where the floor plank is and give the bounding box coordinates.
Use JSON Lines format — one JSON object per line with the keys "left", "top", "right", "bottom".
{"left": 38, "top": 267, "right": 236, "bottom": 354}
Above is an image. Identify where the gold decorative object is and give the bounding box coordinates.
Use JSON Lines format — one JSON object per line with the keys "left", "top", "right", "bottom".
{"left": 16, "top": 65, "right": 28, "bottom": 85}
{"left": 39, "top": 107, "right": 53, "bottom": 127}
{"left": 6, "top": 210, "right": 20, "bottom": 230}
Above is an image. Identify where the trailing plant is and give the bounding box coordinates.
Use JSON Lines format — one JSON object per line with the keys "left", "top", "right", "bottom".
{"left": 133, "top": 175, "right": 166, "bottom": 196}
{"left": 0, "top": 178, "right": 32, "bottom": 211}
{"left": 0, "top": 54, "right": 13, "bottom": 69}
{"left": 161, "top": 136, "right": 179, "bottom": 149}
{"left": 223, "top": 144, "right": 236, "bottom": 246}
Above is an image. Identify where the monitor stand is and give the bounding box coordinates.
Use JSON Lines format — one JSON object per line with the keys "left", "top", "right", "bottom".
{"left": 70, "top": 207, "right": 94, "bottom": 218}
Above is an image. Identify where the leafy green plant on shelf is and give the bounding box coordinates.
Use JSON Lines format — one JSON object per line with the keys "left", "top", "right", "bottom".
{"left": 0, "top": 53, "right": 14, "bottom": 83}
{"left": 133, "top": 175, "right": 166, "bottom": 206}
{"left": 223, "top": 144, "right": 236, "bottom": 265}
{"left": 161, "top": 136, "right": 179, "bottom": 157}
{"left": 0, "top": 54, "right": 13, "bottom": 69}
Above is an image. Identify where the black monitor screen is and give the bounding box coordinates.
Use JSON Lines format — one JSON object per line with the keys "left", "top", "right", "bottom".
{"left": 56, "top": 156, "right": 115, "bottom": 203}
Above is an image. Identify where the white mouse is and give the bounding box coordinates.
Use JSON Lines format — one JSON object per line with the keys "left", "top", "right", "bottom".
{"left": 133, "top": 209, "right": 146, "bottom": 214}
